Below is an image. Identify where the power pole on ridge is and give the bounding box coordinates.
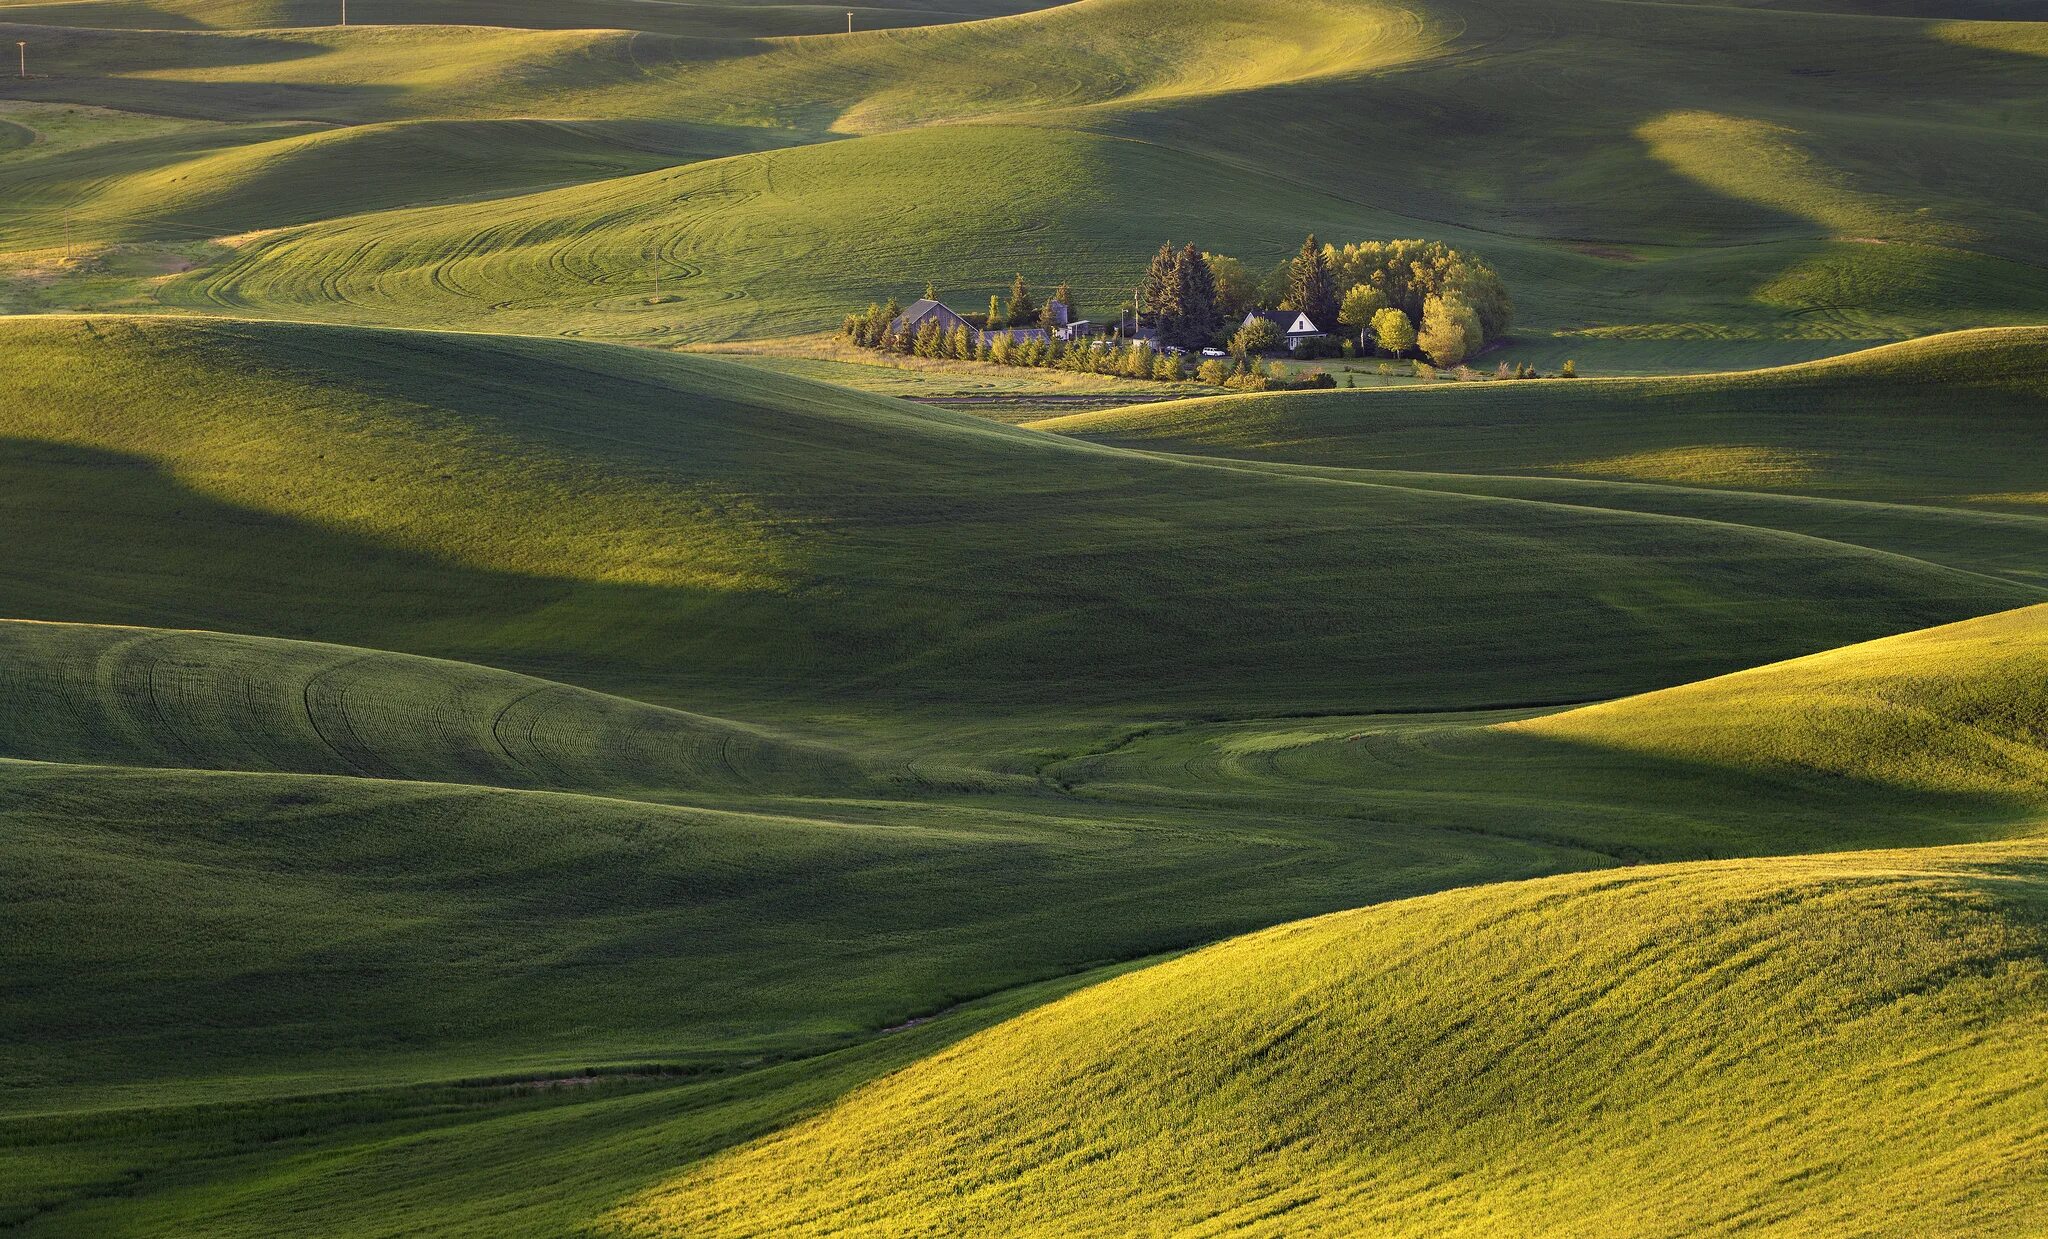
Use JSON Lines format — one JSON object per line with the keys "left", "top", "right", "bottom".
{"left": 847, "top": 11, "right": 854, "bottom": 33}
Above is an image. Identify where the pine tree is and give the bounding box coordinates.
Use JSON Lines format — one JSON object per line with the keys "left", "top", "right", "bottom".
{"left": 1005, "top": 274, "right": 1035, "bottom": 329}
{"left": 986, "top": 294, "right": 1001, "bottom": 329}
{"left": 1163, "top": 244, "right": 1220, "bottom": 351}
{"left": 1052, "top": 281, "right": 1077, "bottom": 322}
{"left": 924, "top": 280, "right": 939, "bottom": 301}
{"left": 1139, "top": 243, "right": 1177, "bottom": 327}
{"left": 1288, "top": 234, "right": 1339, "bottom": 329}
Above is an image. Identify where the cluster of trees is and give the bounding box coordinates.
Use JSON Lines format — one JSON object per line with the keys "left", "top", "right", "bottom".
{"left": 1207, "top": 236, "right": 1513, "bottom": 367}
{"left": 1136, "top": 242, "right": 1224, "bottom": 351}
{"left": 838, "top": 295, "right": 1343, "bottom": 391}
{"left": 838, "top": 234, "right": 1514, "bottom": 377}
{"left": 840, "top": 301, "right": 1195, "bottom": 381}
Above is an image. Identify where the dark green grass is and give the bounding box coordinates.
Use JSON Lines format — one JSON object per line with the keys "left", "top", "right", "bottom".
{"left": 1035, "top": 328, "right": 2048, "bottom": 508}
{"left": 6, "top": 315, "right": 2033, "bottom": 714}
{"left": 2, "top": 961, "right": 1147, "bottom": 1238}
{"left": 1, "top": 313, "right": 2044, "bottom": 1233}
{"left": 0, "top": 620, "right": 874, "bottom": 793}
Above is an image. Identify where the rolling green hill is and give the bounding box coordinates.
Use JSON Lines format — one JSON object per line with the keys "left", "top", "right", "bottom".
{"left": 0, "top": 113, "right": 795, "bottom": 250}
{"left": 1032, "top": 327, "right": 2048, "bottom": 508}
{"left": 0, "top": 0, "right": 2039, "bottom": 362}
{"left": 615, "top": 607, "right": 2048, "bottom": 1236}
{"left": 0, "top": 0, "right": 1064, "bottom": 38}
{"left": 13, "top": 314, "right": 2028, "bottom": 713}
{"left": 620, "top": 836, "right": 2048, "bottom": 1237}
{"left": 1514, "top": 602, "right": 2048, "bottom": 800}
{"left": 0, "top": 0, "right": 2044, "bottom": 1231}
{"left": 0, "top": 620, "right": 871, "bottom": 793}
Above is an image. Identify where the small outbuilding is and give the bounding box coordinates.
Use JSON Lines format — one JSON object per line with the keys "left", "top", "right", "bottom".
{"left": 1240, "top": 309, "right": 1328, "bottom": 351}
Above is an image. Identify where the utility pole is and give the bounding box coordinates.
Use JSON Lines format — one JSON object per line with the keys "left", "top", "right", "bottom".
{"left": 846, "top": 11, "right": 854, "bottom": 33}
{"left": 340, "top": 0, "right": 347, "bottom": 26}
{"left": 17, "top": 41, "right": 25, "bottom": 80}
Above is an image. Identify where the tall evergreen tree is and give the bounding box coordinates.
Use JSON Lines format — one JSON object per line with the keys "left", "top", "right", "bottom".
{"left": 986, "top": 294, "right": 1001, "bottom": 329}
{"left": 1288, "top": 234, "right": 1339, "bottom": 328}
{"left": 1005, "top": 273, "right": 1036, "bottom": 329}
{"left": 1139, "top": 243, "right": 1177, "bottom": 327}
{"left": 1164, "top": 244, "right": 1221, "bottom": 350}
{"left": 924, "top": 280, "right": 939, "bottom": 302}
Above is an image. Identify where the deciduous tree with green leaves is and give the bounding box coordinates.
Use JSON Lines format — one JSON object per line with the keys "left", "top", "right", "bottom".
{"left": 1338, "top": 284, "right": 1389, "bottom": 350}
{"left": 1232, "top": 318, "right": 1280, "bottom": 357}
{"left": 1419, "top": 294, "right": 1482, "bottom": 367}
{"left": 1372, "top": 307, "right": 1416, "bottom": 358}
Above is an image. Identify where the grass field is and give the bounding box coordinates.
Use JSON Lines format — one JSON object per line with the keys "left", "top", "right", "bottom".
{"left": 9, "top": 315, "right": 2038, "bottom": 713}
{"left": 0, "top": 0, "right": 2044, "bottom": 1231}
{"left": 0, "top": 308, "right": 2039, "bottom": 1232}
{"left": 0, "top": 0, "right": 2038, "bottom": 366}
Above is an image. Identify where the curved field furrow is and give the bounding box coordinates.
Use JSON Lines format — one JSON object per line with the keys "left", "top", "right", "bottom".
{"left": 0, "top": 620, "right": 874, "bottom": 794}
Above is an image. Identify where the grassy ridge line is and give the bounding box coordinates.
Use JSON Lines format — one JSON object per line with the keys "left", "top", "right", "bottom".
{"left": 0, "top": 742, "right": 1607, "bottom": 1105}
{"left": 3, "top": 958, "right": 1152, "bottom": 1239}
{"left": 159, "top": 122, "right": 2048, "bottom": 350}
{"left": 1512, "top": 601, "right": 2048, "bottom": 801}
{"left": 619, "top": 836, "right": 2048, "bottom": 1237}
{"left": 0, "top": 619, "right": 875, "bottom": 795}
{"left": 0, "top": 0, "right": 1066, "bottom": 39}
{"left": 9, "top": 0, "right": 2045, "bottom": 349}
{"left": 12, "top": 605, "right": 2048, "bottom": 1230}
{"left": 1029, "top": 326, "right": 2048, "bottom": 507}
{"left": 0, "top": 114, "right": 805, "bottom": 250}
{"left": 1222, "top": 459, "right": 2048, "bottom": 590}
{"left": 1035, "top": 603, "right": 2048, "bottom": 873}
{"left": 6, "top": 313, "right": 2035, "bottom": 714}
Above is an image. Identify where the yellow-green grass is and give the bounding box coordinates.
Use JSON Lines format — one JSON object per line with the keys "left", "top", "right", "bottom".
{"left": 1038, "top": 603, "right": 2048, "bottom": 868}
{"left": 1513, "top": 602, "right": 2048, "bottom": 802}
{"left": 0, "top": 961, "right": 1144, "bottom": 1239}
{"left": 165, "top": 124, "right": 1437, "bottom": 343}
{"left": 621, "top": 837, "right": 2048, "bottom": 1237}
{"left": 0, "top": 619, "right": 872, "bottom": 794}
{"left": 9, "top": 600, "right": 2046, "bottom": 1234}
{"left": 1033, "top": 327, "right": 2048, "bottom": 508}
{"left": 0, "top": 111, "right": 797, "bottom": 249}
{"left": 164, "top": 123, "right": 2048, "bottom": 351}
{"left": 6, "top": 314, "right": 2035, "bottom": 714}
{"left": 0, "top": 0, "right": 1063, "bottom": 38}
{"left": 0, "top": 0, "right": 2035, "bottom": 358}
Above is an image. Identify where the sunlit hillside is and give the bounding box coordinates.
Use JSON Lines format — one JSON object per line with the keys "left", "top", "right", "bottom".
{"left": 1, "top": 0, "right": 2043, "bottom": 1232}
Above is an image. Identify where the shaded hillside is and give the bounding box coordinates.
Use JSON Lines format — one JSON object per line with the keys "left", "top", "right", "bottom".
{"left": 4, "top": 314, "right": 2031, "bottom": 712}
{"left": 1034, "top": 328, "right": 2048, "bottom": 508}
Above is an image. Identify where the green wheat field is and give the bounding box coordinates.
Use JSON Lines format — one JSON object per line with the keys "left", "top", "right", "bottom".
{"left": 0, "top": 0, "right": 2044, "bottom": 1233}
